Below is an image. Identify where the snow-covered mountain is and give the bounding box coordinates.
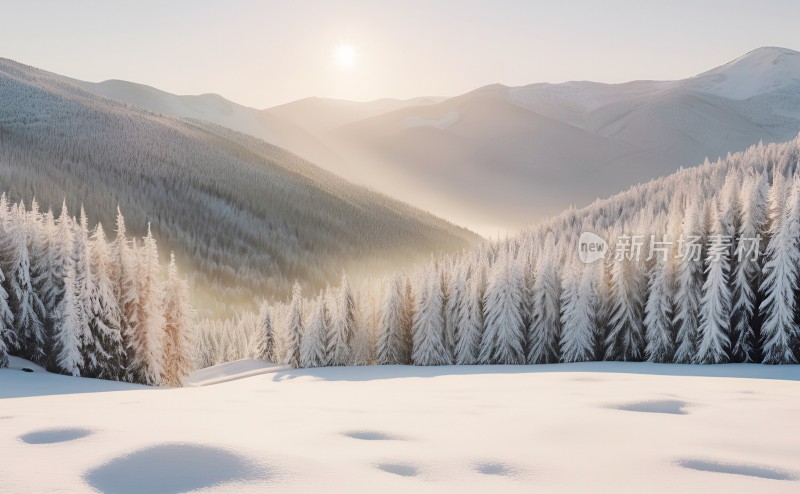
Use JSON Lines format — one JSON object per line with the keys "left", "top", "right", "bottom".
{"left": 69, "top": 47, "right": 800, "bottom": 236}
{"left": 0, "top": 58, "right": 479, "bottom": 315}
{"left": 69, "top": 78, "right": 347, "bottom": 175}
{"left": 288, "top": 47, "right": 800, "bottom": 235}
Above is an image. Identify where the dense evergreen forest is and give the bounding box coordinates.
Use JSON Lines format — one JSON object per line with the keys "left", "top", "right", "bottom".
{"left": 199, "top": 137, "right": 800, "bottom": 368}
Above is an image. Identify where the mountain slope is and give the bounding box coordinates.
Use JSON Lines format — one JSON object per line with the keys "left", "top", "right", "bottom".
{"left": 268, "top": 96, "right": 443, "bottom": 135}
{"left": 315, "top": 47, "right": 800, "bottom": 235}
{"left": 70, "top": 78, "right": 347, "bottom": 177}
{"left": 0, "top": 58, "right": 479, "bottom": 314}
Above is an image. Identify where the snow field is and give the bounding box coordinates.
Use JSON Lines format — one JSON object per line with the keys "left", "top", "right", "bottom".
{"left": 2, "top": 361, "right": 800, "bottom": 493}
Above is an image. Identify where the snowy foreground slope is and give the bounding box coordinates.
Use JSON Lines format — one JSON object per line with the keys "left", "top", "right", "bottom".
{"left": 2, "top": 360, "right": 800, "bottom": 493}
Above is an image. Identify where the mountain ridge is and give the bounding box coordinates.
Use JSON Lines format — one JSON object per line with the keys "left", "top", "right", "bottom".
{"left": 0, "top": 56, "right": 479, "bottom": 316}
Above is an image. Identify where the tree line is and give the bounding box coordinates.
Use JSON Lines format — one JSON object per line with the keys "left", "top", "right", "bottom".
{"left": 211, "top": 137, "right": 800, "bottom": 368}
{"left": 0, "top": 197, "right": 194, "bottom": 386}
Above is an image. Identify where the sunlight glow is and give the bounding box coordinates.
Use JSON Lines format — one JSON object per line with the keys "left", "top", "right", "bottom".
{"left": 334, "top": 43, "right": 357, "bottom": 69}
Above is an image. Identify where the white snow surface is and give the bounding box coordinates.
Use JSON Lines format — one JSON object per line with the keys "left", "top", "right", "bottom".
{"left": 2, "top": 360, "right": 800, "bottom": 493}
{"left": 185, "top": 359, "right": 289, "bottom": 386}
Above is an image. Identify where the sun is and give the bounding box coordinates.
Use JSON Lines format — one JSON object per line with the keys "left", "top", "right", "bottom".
{"left": 334, "top": 42, "right": 357, "bottom": 69}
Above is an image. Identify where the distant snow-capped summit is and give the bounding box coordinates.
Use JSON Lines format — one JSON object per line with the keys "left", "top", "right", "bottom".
{"left": 688, "top": 46, "right": 800, "bottom": 99}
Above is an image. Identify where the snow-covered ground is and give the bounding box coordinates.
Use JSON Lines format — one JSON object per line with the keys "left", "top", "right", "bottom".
{"left": 2, "top": 358, "right": 800, "bottom": 493}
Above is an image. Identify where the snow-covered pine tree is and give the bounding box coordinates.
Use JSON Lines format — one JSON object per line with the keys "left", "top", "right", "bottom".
{"left": 111, "top": 208, "right": 138, "bottom": 380}
{"left": 301, "top": 293, "right": 327, "bottom": 368}
{"left": 731, "top": 173, "right": 768, "bottom": 362}
{"left": 643, "top": 254, "right": 675, "bottom": 362}
{"left": 350, "top": 284, "right": 375, "bottom": 366}
{"left": 696, "top": 203, "right": 732, "bottom": 363}
{"left": 479, "top": 248, "right": 526, "bottom": 364}
{"left": 605, "top": 237, "right": 646, "bottom": 361}
{"left": 5, "top": 204, "right": 46, "bottom": 364}
{"left": 32, "top": 208, "right": 61, "bottom": 364}
{"left": 453, "top": 259, "right": 485, "bottom": 365}
{"left": 0, "top": 325, "right": 9, "bottom": 368}
{"left": 442, "top": 257, "right": 459, "bottom": 363}
{"left": 411, "top": 267, "right": 449, "bottom": 365}
{"left": 560, "top": 260, "right": 597, "bottom": 363}
{"left": 673, "top": 199, "right": 706, "bottom": 363}
{"left": 130, "top": 225, "right": 165, "bottom": 385}
{"left": 284, "top": 281, "right": 303, "bottom": 368}
{"left": 375, "top": 275, "right": 410, "bottom": 365}
{"left": 257, "top": 302, "right": 275, "bottom": 362}
{"left": 528, "top": 234, "right": 561, "bottom": 364}
{"left": 72, "top": 207, "right": 103, "bottom": 376}
{"left": 0, "top": 263, "right": 15, "bottom": 368}
{"left": 88, "top": 223, "right": 125, "bottom": 379}
{"left": 758, "top": 175, "right": 800, "bottom": 364}
{"left": 54, "top": 255, "right": 84, "bottom": 376}
{"left": 327, "top": 274, "right": 355, "bottom": 366}
{"left": 161, "top": 253, "right": 195, "bottom": 386}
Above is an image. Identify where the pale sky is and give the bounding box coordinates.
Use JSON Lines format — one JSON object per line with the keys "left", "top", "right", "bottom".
{"left": 3, "top": 0, "right": 799, "bottom": 108}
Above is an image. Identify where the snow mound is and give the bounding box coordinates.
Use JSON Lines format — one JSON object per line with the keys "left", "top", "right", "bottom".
{"left": 84, "top": 443, "right": 266, "bottom": 494}
{"left": 677, "top": 458, "right": 799, "bottom": 481}
{"left": 19, "top": 428, "right": 94, "bottom": 445}
{"left": 185, "top": 359, "right": 288, "bottom": 386}
{"left": 611, "top": 399, "right": 690, "bottom": 415}
{"left": 7, "top": 356, "right": 47, "bottom": 373}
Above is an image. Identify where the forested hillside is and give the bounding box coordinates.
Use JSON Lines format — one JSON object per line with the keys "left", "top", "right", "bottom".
{"left": 205, "top": 137, "right": 800, "bottom": 368}
{"left": 0, "top": 58, "right": 478, "bottom": 315}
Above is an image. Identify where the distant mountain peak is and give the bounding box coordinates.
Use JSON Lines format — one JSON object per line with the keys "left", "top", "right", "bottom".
{"left": 690, "top": 46, "right": 800, "bottom": 99}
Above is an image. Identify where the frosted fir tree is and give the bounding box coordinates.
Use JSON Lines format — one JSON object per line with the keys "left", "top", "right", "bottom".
{"left": 731, "top": 173, "right": 768, "bottom": 362}
{"left": 54, "top": 258, "right": 84, "bottom": 376}
{"left": 454, "top": 261, "right": 484, "bottom": 364}
{"left": 0, "top": 328, "right": 9, "bottom": 368}
{"left": 719, "top": 170, "right": 742, "bottom": 239}
{"left": 6, "top": 205, "right": 46, "bottom": 364}
{"left": 327, "top": 274, "right": 355, "bottom": 366}
{"left": 130, "top": 226, "right": 165, "bottom": 385}
{"left": 0, "top": 265, "right": 15, "bottom": 369}
{"left": 257, "top": 302, "right": 275, "bottom": 362}
{"left": 560, "top": 261, "right": 597, "bottom": 363}
{"left": 350, "top": 285, "right": 376, "bottom": 366}
{"left": 442, "top": 258, "right": 459, "bottom": 363}
{"left": 673, "top": 199, "right": 706, "bottom": 363}
{"left": 528, "top": 235, "right": 561, "bottom": 364}
{"left": 88, "top": 224, "right": 124, "bottom": 379}
{"left": 284, "top": 281, "right": 303, "bottom": 368}
{"left": 33, "top": 209, "right": 62, "bottom": 340}
{"left": 301, "top": 294, "right": 328, "bottom": 368}
{"left": 375, "top": 275, "right": 411, "bottom": 365}
{"left": 758, "top": 175, "right": 800, "bottom": 364}
{"left": 72, "top": 208, "right": 103, "bottom": 375}
{"left": 111, "top": 208, "right": 138, "bottom": 379}
{"left": 161, "top": 253, "right": 195, "bottom": 386}
{"left": 479, "top": 249, "right": 526, "bottom": 364}
{"left": 643, "top": 256, "right": 675, "bottom": 362}
{"left": 605, "top": 241, "right": 646, "bottom": 362}
{"left": 696, "top": 205, "right": 733, "bottom": 363}
{"left": 411, "top": 268, "right": 449, "bottom": 366}
{"left": 27, "top": 201, "right": 55, "bottom": 359}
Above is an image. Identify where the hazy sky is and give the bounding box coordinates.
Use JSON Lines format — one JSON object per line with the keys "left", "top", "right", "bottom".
{"left": 3, "top": 0, "right": 799, "bottom": 108}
